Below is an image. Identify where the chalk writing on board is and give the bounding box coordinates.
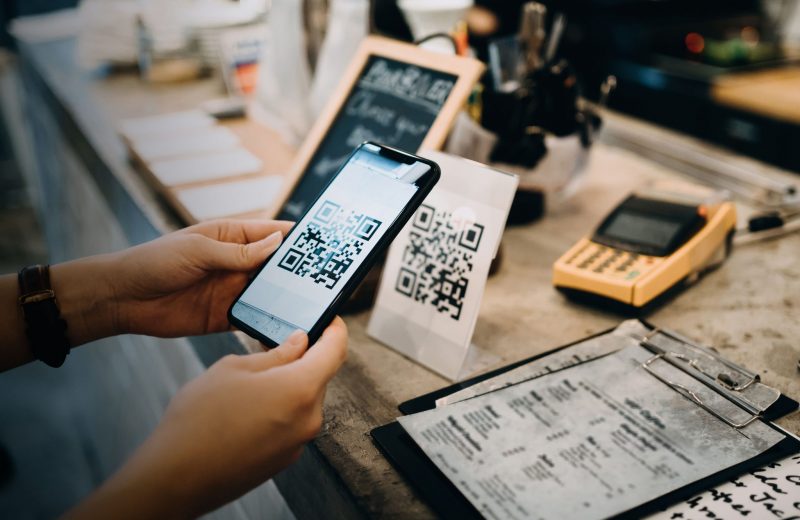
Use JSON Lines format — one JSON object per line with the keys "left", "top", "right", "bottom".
{"left": 358, "top": 59, "right": 455, "bottom": 112}
{"left": 279, "top": 56, "right": 457, "bottom": 220}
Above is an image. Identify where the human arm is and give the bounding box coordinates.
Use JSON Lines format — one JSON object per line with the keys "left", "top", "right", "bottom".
{"left": 3, "top": 218, "right": 351, "bottom": 517}
{"left": 0, "top": 219, "right": 292, "bottom": 372}
{"left": 65, "top": 318, "right": 348, "bottom": 519}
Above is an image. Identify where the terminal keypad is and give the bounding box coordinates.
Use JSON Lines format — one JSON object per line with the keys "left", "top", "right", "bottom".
{"left": 565, "top": 243, "right": 661, "bottom": 281}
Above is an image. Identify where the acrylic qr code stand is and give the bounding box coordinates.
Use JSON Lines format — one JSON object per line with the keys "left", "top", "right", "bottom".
{"left": 367, "top": 150, "right": 518, "bottom": 380}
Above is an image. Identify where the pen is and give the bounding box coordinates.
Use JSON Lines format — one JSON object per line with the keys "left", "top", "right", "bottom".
{"left": 598, "top": 75, "right": 617, "bottom": 108}
{"left": 544, "top": 12, "right": 567, "bottom": 64}
{"left": 579, "top": 75, "right": 616, "bottom": 145}
{"left": 518, "top": 2, "right": 547, "bottom": 74}
{"left": 487, "top": 42, "right": 504, "bottom": 91}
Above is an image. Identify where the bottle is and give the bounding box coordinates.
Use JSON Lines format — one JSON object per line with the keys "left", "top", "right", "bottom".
{"left": 254, "top": 0, "right": 312, "bottom": 144}
{"left": 307, "top": 0, "right": 370, "bottom": 121}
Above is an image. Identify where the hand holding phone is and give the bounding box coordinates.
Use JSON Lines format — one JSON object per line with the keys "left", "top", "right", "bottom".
{"left": 229, "top": 142, "right": 440, "bottom": 347}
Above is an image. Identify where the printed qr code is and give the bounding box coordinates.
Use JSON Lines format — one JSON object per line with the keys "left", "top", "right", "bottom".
{"left": 394, "top": 204, "right": 484, "bottom": 320}
{"left": 278, "top": 200, "right": 382, "bottom": 289}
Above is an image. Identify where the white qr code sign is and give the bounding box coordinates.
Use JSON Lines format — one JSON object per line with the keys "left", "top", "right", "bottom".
{"left": 368, "top": 150, "right": 518, "bottom": 379}
{"left": 395, "top": 204, "right": 482, "bottom": 320}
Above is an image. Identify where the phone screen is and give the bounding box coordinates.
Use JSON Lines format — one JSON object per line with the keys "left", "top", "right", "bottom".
{"left": 230, "top": 144, "right": 433, "bottom": 344}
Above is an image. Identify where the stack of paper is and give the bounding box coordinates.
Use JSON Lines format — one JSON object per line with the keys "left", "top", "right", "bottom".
{"left": 120, "top": 110, "right": 274, "bottom": 221}
{"left": 133, "top": 127, "right": 240, "bottom": 162}
{"left": 119, "top": 110, "right": 216, "bottom": 140}
{"left": 176, "top": 177, "right": 284, "bottom": 221}
{"left": 150, "top": 149, "right": 263, "bottom": 186}
{"left": 120, "top": 110, "right": 264, "bottom": 188}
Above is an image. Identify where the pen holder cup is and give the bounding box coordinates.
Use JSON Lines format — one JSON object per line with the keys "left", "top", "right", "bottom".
{"left": 445, "top": 112, "right": 591, "bottom": 225}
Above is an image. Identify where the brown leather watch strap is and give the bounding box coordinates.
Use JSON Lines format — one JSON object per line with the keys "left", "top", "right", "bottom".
{"left": 18, "top": 265, "right": 71, "bottom": 367}
{"left": 18, "top": 265, "right": 54, "bottom": 303}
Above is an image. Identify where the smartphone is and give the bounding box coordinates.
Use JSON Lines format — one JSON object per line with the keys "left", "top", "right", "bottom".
{"left": 228, "top": 142, "right": 440, "bottom": 347}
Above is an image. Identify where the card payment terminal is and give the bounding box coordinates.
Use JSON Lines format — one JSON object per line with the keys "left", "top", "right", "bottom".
{"left": 553, "top": 186, "right": 737, "bottom": 308}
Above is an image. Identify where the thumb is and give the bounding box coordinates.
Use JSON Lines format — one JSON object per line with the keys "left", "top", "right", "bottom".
{"left": 242, "top": 330, "right": 309, "bottom": 371}
{"left": 201, "top": 230, "right": 283, "bottom": 271}
{"left": 290, "top": 317, "right": 348, "bottom": 387}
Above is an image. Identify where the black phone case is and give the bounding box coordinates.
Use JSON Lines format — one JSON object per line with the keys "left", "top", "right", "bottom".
{"left": 228, "top": 142, "right": 441, "bottom": 348}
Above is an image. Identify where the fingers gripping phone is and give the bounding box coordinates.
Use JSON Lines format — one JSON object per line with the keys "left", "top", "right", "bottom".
{"left": 228, "top": 142, "right": 440, "bottom": 348}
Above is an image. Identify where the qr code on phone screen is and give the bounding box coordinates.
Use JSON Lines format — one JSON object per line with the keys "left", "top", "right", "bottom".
{"left": 394, "top": 204, "right": 484, "bottom": 320}
{"left": 278, "top": 200, "right": 382, "bottom": 289}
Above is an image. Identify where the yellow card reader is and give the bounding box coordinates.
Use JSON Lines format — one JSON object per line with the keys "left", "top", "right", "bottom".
{"left": 553, "top": 186, "right": 737, "bottom": 309}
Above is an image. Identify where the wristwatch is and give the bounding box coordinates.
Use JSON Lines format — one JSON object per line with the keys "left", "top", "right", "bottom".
{"left": 17, "top": 265, "right": 71, "bottom": 367}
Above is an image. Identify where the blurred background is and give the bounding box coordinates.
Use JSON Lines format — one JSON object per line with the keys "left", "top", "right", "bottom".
{"left": 0, "top": 1, "right": 80, "bottom": 47}
{"left": 372, "top": 0, "right": 800, "bottom": 173}
{"left": 3, "top": 1, "right": 800, "bottom": 170}
{"left": 0, "top": 1, "right": 797, "bottom": 213}
{"left": 0, "top": 0, "right": 799, "bottom": 518}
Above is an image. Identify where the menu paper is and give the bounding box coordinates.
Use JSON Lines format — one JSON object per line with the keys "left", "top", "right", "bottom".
{"left": 437, "top": 320, "right": 651, "bottom": 407}
{"left": 399, "top": 346, "right": 785, "bottom": 520}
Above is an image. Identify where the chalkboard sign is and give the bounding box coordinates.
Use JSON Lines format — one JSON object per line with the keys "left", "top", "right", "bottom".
{"left": 275, "top": 36, "right": 484, "bottom": 220}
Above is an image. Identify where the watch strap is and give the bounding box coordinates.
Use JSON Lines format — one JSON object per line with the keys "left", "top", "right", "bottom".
{"left": 18, "top": 265, "right": 71, "bottom": 367}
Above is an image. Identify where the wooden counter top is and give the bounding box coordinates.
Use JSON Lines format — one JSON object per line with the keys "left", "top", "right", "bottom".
{"left": 17, "top": 37, "right": 800, "bottom": 519}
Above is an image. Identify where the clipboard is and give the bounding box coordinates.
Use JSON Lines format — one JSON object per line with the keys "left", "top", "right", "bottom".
{"left": 371, "top": 321, "right": 799, "bottom": 519}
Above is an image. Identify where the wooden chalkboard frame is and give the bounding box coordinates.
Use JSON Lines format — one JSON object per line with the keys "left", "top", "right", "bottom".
{"left": 270, "top": 35, "right": 485, "bottom": 218}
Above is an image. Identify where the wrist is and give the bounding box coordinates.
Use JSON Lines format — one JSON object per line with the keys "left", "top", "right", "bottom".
{"left": 66, "top": 450, "right": 191, "bottom": 520}
{"left": 49, "top": 254, "right": 121, "bottom": 346}
{"left": 0, "top": 274, "right": 33, "bottom": 370}
{"left": 71, "top": 427, "right": 199, "bottom": 519}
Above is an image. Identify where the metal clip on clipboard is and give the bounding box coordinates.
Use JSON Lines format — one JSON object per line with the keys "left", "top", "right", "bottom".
{"left": 639, "top": 327, "right": 774, "bottom": 429}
